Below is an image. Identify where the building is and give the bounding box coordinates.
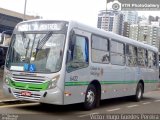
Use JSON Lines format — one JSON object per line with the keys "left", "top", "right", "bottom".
{"left": 129, "top": 24, "right": 139, "bottom": 40}
{"left": 123, "top": 22, "right": 130, "bottom": 37}
{"left": 129, "top": 23, "right": 160, "bottom": 48}
{"left": 0, "top": 7, "right": 39, "bottom": 33}
{"left": 122, "top": 11, "right": 138, "bottom": 24}
{"left": 137, "top": 16, "right": 147, "bottom": 24}
{"left": 0, "top": 8, "right": 40, "bottom": 47}
{"left": 122, "top": 11, "right": 138, "bottom": 37}
{"left": 97, "top": 10, "right": 124, "bottom": 35}
{"left": 148, "top": 15, "right": 160, "bottom": 24}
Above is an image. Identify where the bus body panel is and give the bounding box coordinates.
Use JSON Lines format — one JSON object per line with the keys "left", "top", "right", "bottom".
{"left": 63, "top": 28, "right": 91, "bottom": 104}
{"left": 3, "top": 20, "right": 159, "bottom": 106}
{"left": 3, "top": 68, "right": 65, "bottom": 105}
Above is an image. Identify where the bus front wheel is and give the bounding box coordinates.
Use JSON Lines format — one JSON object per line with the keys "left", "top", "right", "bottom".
{"left": 84, "top": 84, "right": 97, "bottom": 110}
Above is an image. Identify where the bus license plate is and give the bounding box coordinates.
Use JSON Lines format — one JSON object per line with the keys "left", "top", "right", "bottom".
{"left": 21, "top": 91, "right": 31, "bottom": 96}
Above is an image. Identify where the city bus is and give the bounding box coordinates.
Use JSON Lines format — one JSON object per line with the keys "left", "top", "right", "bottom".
{"left": 3, "top": 20, "right": 159, "bottom": 110}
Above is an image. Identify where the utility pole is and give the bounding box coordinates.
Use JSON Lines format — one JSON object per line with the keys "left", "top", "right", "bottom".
{"left": 106, "top": 0, "right": 107, "bottom": 11}
{"left": 23, "top": 0, "right": 27, "bottom": 21}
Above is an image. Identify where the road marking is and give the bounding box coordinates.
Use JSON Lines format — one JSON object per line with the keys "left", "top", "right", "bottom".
{"left": 142, "top": 102, "right": 151, "bottom": 105}
{"left": 78, "top": 112, "right": 99, "bottom": 118}
{"left": 107, "top": 108, "right": 121, "bottom": 112}
{"left": 0, "top": 99, "right": 18, "bottom": 103}
{"left": 0, "top": 103, "right": 39, "bottom": 108}
{"left": 127, "top": 104, "right": 139, "bottom": 108}
{"left": 154, "top": 100, "right": 160, "bottom": 102}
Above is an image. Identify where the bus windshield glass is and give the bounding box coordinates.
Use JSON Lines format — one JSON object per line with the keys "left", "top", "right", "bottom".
{"left": 6, "top": 32, "right": 66, "bottom": 73}
{"left": 6, "top": 21, "right": 68, "bottom": 73}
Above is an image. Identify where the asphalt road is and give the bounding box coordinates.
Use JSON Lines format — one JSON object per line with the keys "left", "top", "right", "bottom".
{"left": 0, "top": 90, "right": 160, "bottom": 120}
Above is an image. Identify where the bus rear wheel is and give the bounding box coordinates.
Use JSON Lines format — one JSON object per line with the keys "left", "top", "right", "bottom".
{"left": 84, "top": 84, "right": 97, "bottom": 110}
{"left": 133, "top": 82, "right": 143, "bottom": 102}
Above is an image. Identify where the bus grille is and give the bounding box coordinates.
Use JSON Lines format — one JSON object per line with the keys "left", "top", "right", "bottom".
{"left": 12, "top": 73, "right": 46, "bottom": 83}
{"left": 13, "top": 92, "right": 41, "bottom": 101}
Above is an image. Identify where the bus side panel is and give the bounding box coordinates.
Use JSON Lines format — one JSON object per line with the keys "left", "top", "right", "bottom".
{"left": 64, "top": 68, "right": 89, "bottom": 105}
{"left": 100, "top": 64, "right": 135, "bottom": 100}
{"left": 144, "top": 68, "right": 159, "bottom": 92}
{"left": 124, "top": 66, "right": 138, "bottom": 96}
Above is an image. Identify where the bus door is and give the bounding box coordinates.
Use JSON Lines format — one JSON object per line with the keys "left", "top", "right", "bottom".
{"left": 64, "top": 29, "right": 91, "bottom": 104}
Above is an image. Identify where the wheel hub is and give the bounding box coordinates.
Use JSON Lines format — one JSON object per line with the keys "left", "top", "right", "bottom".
{"left": 138, "top": 87, "right": 142, "bottom": 99}
{"left": 86, "top": 90, "right": 95, "bottom": 104}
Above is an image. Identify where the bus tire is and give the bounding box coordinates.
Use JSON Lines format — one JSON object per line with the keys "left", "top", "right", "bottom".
{"left": 133, "top": 82, "right": 143, "bottom": 102}
{"left": 40, "top": 103, "right": 48, "bottom": 106}
{"left": 84, "top": 84, "right": 97, "bottom": 110}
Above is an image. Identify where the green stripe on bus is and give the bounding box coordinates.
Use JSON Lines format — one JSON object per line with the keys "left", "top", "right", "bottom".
{"left": 65, "top": 80, "right": 159, "bottom": 86}
{"left": 100, "top": 80, "right": 137, "bottom": 84}
{"left": 65, "top": 81, "right": 90, "bottom": 86}
{"left": 144, "top": 80, "right": 159, "bottom": 83}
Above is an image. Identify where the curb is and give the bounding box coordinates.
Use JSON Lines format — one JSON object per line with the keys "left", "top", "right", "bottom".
{"left": 0, "top": 99, "right": 19, "bottom": 103}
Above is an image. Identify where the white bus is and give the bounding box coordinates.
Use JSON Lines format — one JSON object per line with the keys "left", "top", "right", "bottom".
{"left": 3, "top": 20, "right": 159, "bottom": 110}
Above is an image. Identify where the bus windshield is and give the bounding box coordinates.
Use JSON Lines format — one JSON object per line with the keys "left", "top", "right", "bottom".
{"left": 6, "top": 32, "right": 65, "bottom": 73}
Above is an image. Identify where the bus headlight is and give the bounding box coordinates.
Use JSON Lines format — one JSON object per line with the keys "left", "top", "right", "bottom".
{"left": 4, "top": 77, "right": 10, "bottom": 85}
{"left": 48, "top": 75, "right": 60, "bottom": 89}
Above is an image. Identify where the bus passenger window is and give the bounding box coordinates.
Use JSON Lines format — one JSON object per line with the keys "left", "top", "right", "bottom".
{"left": 126, "top": 45, "right": 137, "bottom": 66}
{"left": 148, "top": 51, "right": 157, "bottom": 68}
{"left": 67, "top": 35, "right": 89, "bottom": 72}
{"left": 110, "top": 40, "right": 125, "bottom": 65}
{"left": 137, "top": 48, "right": 145, "bottom": 67}
{"left": 91, "top": 35, "right": 109, "bottom": 64}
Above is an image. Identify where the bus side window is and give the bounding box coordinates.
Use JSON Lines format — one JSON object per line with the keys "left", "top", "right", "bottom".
{"left": 153, "top": 52, "right": 157, "bottom": 67}
{"left": 67, "top": 34, "right": 89, "bottom": 72}
{"left": 110, "top": 40, "right": 125, "bottom": 65}
{"left": 148, "top": 51, "right": 157, "bottom": 69}
{"left": 91, "top": 35, "right": 109, "bottom": 64}
{"left": 145, "top": 50, "right": 148, "bottom": 67}
{"left": 126, "top": 45, "right": 138, "bottom": 67}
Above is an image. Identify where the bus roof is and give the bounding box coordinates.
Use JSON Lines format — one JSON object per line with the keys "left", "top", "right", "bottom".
{"left": 16, "top": 19, "right": 158, "bottom": 52}
{"left": 68, "top": 20, "right": 158, "bottom": 52}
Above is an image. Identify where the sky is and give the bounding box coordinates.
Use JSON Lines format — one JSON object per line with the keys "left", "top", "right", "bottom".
{"left": 0, "top": 0, "right": 106, "bottom": 27}
{"left": 0, "top": 0, "right": 159, "bottom": 27}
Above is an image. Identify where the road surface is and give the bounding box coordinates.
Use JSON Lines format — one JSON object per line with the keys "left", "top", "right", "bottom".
{"left": 0, "top": 90, "right": 159, "bottom": 120}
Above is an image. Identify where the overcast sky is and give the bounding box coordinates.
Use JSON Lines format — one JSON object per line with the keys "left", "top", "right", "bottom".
{"left": 0, "top": 0, "right": 159, "bottom": 27}
{"left": 0, "top": 0, "right": 106, "bottom": 27}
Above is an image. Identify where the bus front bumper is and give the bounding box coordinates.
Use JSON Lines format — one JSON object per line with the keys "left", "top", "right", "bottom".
{"left": 3, "top": 85, "right": 63, "bottom": 105}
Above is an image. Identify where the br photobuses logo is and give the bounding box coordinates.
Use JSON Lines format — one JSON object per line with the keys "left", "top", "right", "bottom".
{"left": 107, "top": 0, "right": 122, "bottom": 11}
{"left": 107, "top": 0, "right": 160, "bottom": 11}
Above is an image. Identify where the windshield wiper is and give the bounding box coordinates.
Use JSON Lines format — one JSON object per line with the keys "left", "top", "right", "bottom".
{"left": 37, "top": 31, "right": 53, "bottom": 49}
{"left": 34, "top": 31, "right": 53, "bottom": 58}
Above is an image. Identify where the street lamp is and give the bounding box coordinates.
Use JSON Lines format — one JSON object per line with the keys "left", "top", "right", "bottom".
{"left": 23, "top": 0, "right": 27, "bottom": 21}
